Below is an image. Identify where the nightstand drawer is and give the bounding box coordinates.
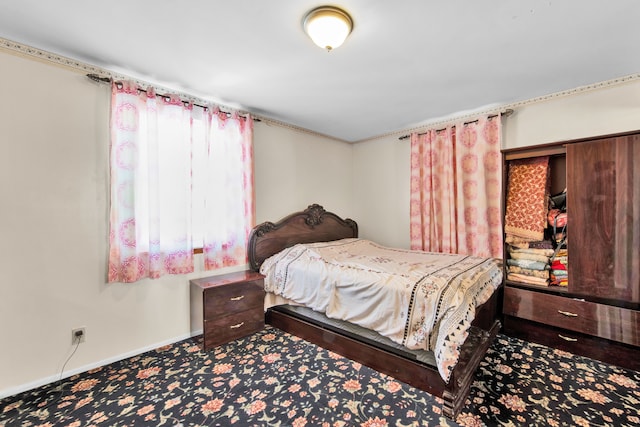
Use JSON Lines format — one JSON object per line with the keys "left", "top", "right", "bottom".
{"left": 191, "top": 270, "right": 266, "bottom": 350}
{"left": 203, "top": 308, "right": 264, "bottom": 348}
{"left": 503, "top": 287, "right": 640, "bottom": 346}
{"left": 204, "top": 280, "right": 264, "bottom": 317}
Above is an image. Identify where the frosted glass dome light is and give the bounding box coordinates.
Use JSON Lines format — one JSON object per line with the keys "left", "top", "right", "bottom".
{"left": 303, "top": 6, "right": 353, "bottom": 51}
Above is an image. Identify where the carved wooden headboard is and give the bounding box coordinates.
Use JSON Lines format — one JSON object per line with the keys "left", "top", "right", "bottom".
{"left": 247, "top": 204, "right": 358, "bottom": 271}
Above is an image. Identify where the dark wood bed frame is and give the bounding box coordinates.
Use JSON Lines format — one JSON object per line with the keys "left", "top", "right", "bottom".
{"left": 248, "top": 204, "right": 502, "bottom": 418}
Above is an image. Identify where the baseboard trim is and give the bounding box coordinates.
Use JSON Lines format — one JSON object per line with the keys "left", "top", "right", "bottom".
{"left": 0, "top": 330, "right": 203, "bottom": 400}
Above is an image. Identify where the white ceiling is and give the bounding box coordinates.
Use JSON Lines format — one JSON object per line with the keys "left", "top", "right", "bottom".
{"left": 1, "top": 1, "right": 639, "bottom": 142}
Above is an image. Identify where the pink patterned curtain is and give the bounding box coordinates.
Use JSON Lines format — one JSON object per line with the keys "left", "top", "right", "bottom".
{"left": 108, "top": 82, "right": 254, "bottom": 283}
{"left": 409, "top": 115, "right": 503, "bottom": 258}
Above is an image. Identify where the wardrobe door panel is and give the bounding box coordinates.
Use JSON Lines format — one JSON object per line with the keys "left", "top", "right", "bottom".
{"left": 567, "top": 136, "right": 640, "bottom": 303}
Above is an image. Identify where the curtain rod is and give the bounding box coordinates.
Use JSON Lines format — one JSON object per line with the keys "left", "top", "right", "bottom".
{"left": 397, "top": 109, "right": 514, "bottom": 140}
{"left": 86, "top": 73, "right": 257, "bottom": 121}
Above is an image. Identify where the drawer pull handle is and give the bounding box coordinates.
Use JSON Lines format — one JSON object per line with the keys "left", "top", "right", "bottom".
{"left": 558, "top": 334, "right": 578, "bottom": 342}
{"left": 558, "top": 310, "right": 578, "bottom": 317}
{"left": 230, "top": 322, "right": 245, "bottom": 329}
{"left": 230, "top": 295, "right": 245, "bottom": 301}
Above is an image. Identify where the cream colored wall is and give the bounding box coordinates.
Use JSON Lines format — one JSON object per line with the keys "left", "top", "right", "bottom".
{"left": 253, "top": 123, "right": 354, "bottom": 224}
{"left": 352, "top": 78, "right": 640, "bottom": 250}
{"left": 503, "top": 79, "right": 640, "bottom": 149}
{"left": 0, "top": 49, "right": 353, "bottom": 398}
{"left": 351, "top": 137, "right": 411, "bottom": 249}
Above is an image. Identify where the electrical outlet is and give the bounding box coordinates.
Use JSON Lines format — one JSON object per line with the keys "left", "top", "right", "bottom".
{"left": 71, "top": 327, "right": 86, "bottom": 344}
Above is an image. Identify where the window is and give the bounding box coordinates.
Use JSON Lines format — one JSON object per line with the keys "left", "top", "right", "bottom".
{"left": 108, "top": 82, "right": 254, "bottom": 283}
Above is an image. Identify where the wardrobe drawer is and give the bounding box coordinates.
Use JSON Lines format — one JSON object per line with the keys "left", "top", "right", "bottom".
{"left": 503, "top": 316, "right": 640, "bottom": 372}
{"left": 503, "top": 287, "right": 640, "bottom": 347}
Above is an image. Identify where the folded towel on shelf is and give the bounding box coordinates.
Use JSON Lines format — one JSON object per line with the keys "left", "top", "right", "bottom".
{"left": 509, "top": 251, "right": 552, "bottom": 263}
{"left": 507, "top": 265, "right": 550, "bottom": 280}
{"left": 508, "top": 247, "right": 555, "bottom": 257}
{"left": 507, "top": 273, "right": 549, "bottom": 286}
{"left": 550, "top": 273, "right": 568, "bottom": 287}
{"left": 506, "top": 239, "right": 556, "bottom": 250}
{"left": 507, "top": 258, "right": 550, "bottom": 271}
{"left": 551, "top": 260, "right": 567, "bottom": 271}
{"left": 555, "top": 249, "right": 568, "bottom": 257}
{"left": 527, "top": 240, "right": 555, "bottom": 250}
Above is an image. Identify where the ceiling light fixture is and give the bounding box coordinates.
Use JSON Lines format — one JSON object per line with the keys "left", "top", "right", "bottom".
{"left": 303, "top": 6, "right": 353, "bottom": 51}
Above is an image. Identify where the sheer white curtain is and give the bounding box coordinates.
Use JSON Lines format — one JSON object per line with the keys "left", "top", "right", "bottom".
{"left": 199, "top": 109, "right": 254, "bottom": 270}
{"left": 108, "top": 82, "right": 254, "bottom": 283}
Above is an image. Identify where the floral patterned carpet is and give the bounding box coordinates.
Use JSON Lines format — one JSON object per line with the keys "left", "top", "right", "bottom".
{"left": 1, "top": 326, "right": 639, "bottom": 426}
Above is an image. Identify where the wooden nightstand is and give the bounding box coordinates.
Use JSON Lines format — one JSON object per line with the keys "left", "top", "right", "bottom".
{"left": 190, "top": 270, "right": 265, "bottom": 350}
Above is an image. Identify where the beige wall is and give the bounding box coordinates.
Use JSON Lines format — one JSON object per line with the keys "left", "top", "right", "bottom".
{"left": 254, "top": 123, "right": 354, "bottom": 224}
{"left": 352, "top": 78, "right": 640, "bottom": 250}
{"left": 502, "top": 80, "right": 640, "bottom": 149}
{"left": 351, "top": 137, "right": 411, "bottom": 248}
{"left": 0, "top": 49, "right": 353, "bottom": 398}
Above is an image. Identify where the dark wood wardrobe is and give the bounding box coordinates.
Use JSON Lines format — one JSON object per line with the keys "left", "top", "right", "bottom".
{"left": 502, "top": 130, "right": 640, "bottom": 371}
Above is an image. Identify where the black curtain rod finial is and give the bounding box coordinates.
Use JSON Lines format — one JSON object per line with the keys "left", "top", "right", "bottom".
{"left": 87, "top": 73, "right": 112, "bottom": 83}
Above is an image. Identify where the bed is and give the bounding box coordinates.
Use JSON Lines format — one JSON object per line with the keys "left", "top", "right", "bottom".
{"left": 248, "top": 204, "right": 502, "bottom": 418}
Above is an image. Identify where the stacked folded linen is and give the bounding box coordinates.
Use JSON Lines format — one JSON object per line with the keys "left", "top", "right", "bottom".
{"left": 507, "top": 239, "right": 555, "bottom": 250}
{"left": 550, "top": 249, "right": 568, "bottom": 286}
{"left": 506, "top": 246, "right": 554, "bottom": 286}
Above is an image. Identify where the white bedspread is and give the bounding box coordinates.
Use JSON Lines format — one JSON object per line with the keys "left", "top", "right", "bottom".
{"left": 260, "top": 238, "right": 502, "bottom": 382}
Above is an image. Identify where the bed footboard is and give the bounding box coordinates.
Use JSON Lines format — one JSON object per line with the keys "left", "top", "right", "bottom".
{"left": 442, "top": 319, "right": 501, "bottom": 418}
